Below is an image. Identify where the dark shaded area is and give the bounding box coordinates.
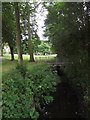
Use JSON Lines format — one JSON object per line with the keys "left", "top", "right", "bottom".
{"left": 39, "top": 65, "right": 87, "bottom": 119}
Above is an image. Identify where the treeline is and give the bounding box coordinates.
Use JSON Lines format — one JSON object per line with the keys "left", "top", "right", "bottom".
{"left": 2, "top": 2, "right": 37, "bottom": 63}
{"left": 44, "top": 2, "right": 89, "bottom": 117}
{"left": 2, "top": 2, "right": 52, "bottom": 64}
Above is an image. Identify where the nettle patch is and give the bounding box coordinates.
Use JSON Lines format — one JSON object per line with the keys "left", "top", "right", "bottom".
{"left": 2, "top": 63, "right": 60, "bottom": 119}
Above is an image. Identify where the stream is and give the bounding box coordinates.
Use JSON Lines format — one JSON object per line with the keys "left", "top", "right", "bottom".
{"left": 39, "top": 65, "right": 87, "bottom": 119}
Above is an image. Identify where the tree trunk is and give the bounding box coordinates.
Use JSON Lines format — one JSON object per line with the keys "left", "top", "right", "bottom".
{"left": 1, "top": 49, "right": 3, "bottom": 56}
{"left": 1, "top": 47, "right": 3, "bottom": 56}
{"left": 9, "top": 44, "right": 14, "bottom": 61}
{"left": 28, "top": 14, "right": 35, "bottom": 62}
{"left": 14, "top": 2, "right": 23, "bottom": 64}
{"left": 0, "top": 43, "right": 4, "bottom": 56}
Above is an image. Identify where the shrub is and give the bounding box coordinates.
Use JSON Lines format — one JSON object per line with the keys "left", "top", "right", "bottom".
{"left": 63, "top": 63, "right": 88, "bottom": 118}
{"left": 2, "top": 63, "right": 60, "bottom": 119}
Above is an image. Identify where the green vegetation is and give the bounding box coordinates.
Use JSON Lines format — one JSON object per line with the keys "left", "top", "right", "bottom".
{"left": 2, "top": 54, "right": 56, "bottom": 73}
{"left": 1, "top": 1, "right": 89, "bottom": 119}
{"left": 2, "top": 63, "right": 60, "bottom": 119}
{"left": 2, "top": 3, "right": 15, "bottom": 60}
{"left": 0, "top": 60, "right": 2, "bottom": 119}
{"left": 45, "top": 2, "right": 89, "bottom": 117}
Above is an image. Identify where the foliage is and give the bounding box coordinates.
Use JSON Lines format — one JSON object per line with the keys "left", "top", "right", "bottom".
{"left": 21, "top": 39, "right": 52, "bottom": 55}
{"left": 2, "top": 63, "right": 60, "bottom": 119}
{"left": 45, "top": 2, "right": 87, "bottom": 60}
{"left": 37, "top": 41, "right": 51, "bottom": 55}
{"left": 19, "top": 2, "right": 38, "bottom": 39}
{"left": 2, "top": 3, "right": 16, "bottom": 60}
{"left": 19, "top": 2, "right": 41, "bottom": 62}
{"left": 32, "top": 38, "right": 41, "bottom": 54}
{"left": 44, "top": 2, "right": 88, "bottom": 118}
{"left": 2, "top": 2, "right": 16, "bottom": 56}
{"left": 64, "top": 61, "right": 88, "bottom": 117}
{"left": 21, "top": 38, "right": 41, "bottom": 54}
{"left": 16, "top": 64, "right": 27, "bottom": 78}
{"left": 2, "top": 3, "right": 16, "bottom": 46}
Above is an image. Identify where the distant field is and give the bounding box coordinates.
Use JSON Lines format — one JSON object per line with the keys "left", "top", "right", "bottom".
{"left": 3, "top": 54, "right": 57, "bottom": 61}
{"left": 1, "top": 54, "right": 57, "bottom": 74}
{"left": 0, "top": 58, "right": 2, "bottom": 79}
{"left": 0, "top": 57, "right": 2, "bottom": 118}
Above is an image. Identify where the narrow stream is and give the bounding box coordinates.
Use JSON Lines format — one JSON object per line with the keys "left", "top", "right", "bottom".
{"left": 39, "top": 65, "right": 87, "bottom": 119}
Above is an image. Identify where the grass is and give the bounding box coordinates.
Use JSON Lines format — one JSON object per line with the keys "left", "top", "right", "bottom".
{"left": 0, "top": 61, "right": 2, "bottom": 78}
{"left": 1, "top": 54, "right": 89, "bottom": 118}
{"left": 2, "top": 57, "right": 60, "bottom": 119}
{"left": 2, "top": 59, "right": 17, "bottom": 74}
{"left": 0, "top": 71, "right": 1, "bottom": 110}
{"left": 3, "top": 54, "right": 57, "bottom": 61}
{"left": 1, "top": 54, "right": 56, "bottom": 74}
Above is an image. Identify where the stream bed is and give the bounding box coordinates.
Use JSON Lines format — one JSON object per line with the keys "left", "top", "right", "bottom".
{"left": 39, "top": 65, "right": 87, "bottom": 119}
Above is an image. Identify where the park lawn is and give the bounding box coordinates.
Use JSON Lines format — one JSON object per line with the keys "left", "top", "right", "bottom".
{"left": 2, "top": 61, "right": 49, "bottom": 73}
{"left": 3, "top": 54, "right": 56, "bottom": 61}
{"left": 2, "top": 54, "right": 56, "bottom": 75}
{"left": 2, "top": 59, "right": 17, "bottom": 74}
{"left": 0, "top": 61, "right": 2, "bottom": 78}
{"left": 2, "top": 60, "right": 40, "bottom": 75}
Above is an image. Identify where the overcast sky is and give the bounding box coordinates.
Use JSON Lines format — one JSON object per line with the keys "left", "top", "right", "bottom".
{"left": 35, "top": 3, "right": 48, "bottom": 40}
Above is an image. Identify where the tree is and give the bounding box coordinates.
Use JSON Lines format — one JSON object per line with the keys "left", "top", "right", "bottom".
{"left": 19, "top": 2, "right": 41, "bottom": 62}
{"left": 2, "top": 3, "right": 15, "bottom": 60}
{"left": 28, "top": 9, "right": 35, "bottom": 62}
{"left": 14, "top": 2, "right": 23, "bottom": 64}
{"left": 0, "top": 43, "right": 4, "bottom": 56}
{"left": 45, "top": 2, "right": 88, "bottom": 117}
{"left": 19, "top": 2, "right": 36, "bottom": 62}
{"left": 45, "top": 2, "right": 88, "bottom": 61}
{"left": 32, "top": 38, "right": 41, "bottom": 54}
{"left": 38, "top": 41, "right": 51, "bottom": 55}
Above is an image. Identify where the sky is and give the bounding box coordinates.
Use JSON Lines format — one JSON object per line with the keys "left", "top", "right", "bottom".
{"left": 22, "top": 3, "right": 48, "bottom": 41}
{"left": 35, "top": 3, "right": 48, "bottom": 40}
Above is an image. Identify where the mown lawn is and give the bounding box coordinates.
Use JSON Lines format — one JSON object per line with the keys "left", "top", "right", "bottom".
{"left": 3, "top": 54, "right": 56, "bottom": 61}
{"left": 2, "top": 54, "right": 56, "bottom": 74}
{"left": 0, "top": 58, "right": 2, "bottom": 120}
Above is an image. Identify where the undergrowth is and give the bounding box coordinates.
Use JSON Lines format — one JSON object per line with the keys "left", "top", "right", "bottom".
{"left": 2, "top": 63, "right": 60, "bottom": 119}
